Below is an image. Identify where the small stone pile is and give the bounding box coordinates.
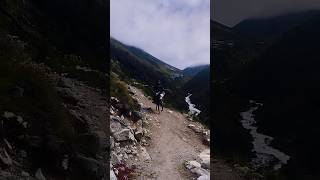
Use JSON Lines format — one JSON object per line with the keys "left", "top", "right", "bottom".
{"left": 110, "top": 96, "right": 152, "bottom": 180}
{"left": 0, "top": 111, "right": 45, "bottom": 180}
{"left": 185, "top": 149, "right": 210, "bottom": 180}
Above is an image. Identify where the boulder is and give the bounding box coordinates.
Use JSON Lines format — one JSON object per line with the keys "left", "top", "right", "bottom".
{"left": 198, "top": 149, "right": 210, "bottom": 169}
{"left": 110, "top": 152, "right": 122, "bottom": 165}
{"left": 185, "top": 161, "right": 201, "bottom": 170}
{"left": 113, "top": 129, "right": 136, "bottom": 142}
{"left": 191, "top": 167, "right": 209, "bottom": 177}
{"left": 134, "top": 128, "right": 144, "bottom": 141}
{"left": 110, "top": 136, "right": 115, "bottom": 149}
{"left": 131, "top": 111, "right": 143, "bottom": 121}
{"left": 1, "top": 113, "right": 26, "bottom": 138}
{"left": 110, "top": 169, "right": 117, "bottom": 180}
{"left": 197, "top": 174, "right": 210, "bottom": 180}
{"left": 21, "top": 171, "right": 30, "bottom": 177}
{"left": 110, "top": 107, "right": 116, "bottom": 115}
{"left": 110, "top": 97, "right": 120, "bottom": 105}
{"left": 0, "top": 148, "right": 12, "bottom": 167}
{"left": 185, "top": 160, "right": 209, "bottom": 178}
{"left": 70, "top": 155, "right": 106, "bottom": 179}
{"left": 110, "top": 119, "right": 124, "bottom": 134}
{"left": 58, "top": 78, "right": 74, "bottom": 88}
{"left": 2, "top": 112, "right": 15, "bottom": 119}
{"left": 57, "top": 88, "right": 78, "bottom": 105}
{"left": 187, "top": 124, "right": 202, "bottom": 133}
{"left": 35, "top": 168, "right": 46, "bottom": 180}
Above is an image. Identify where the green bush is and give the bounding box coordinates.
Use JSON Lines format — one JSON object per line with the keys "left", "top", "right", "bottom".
{"left": 110, "top": 74, "right": 139, "bottom": 110}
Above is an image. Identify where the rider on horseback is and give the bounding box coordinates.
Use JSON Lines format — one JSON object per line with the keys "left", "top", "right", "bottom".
{"left": 153, "top": 80, "right": 165, "bottom": 111}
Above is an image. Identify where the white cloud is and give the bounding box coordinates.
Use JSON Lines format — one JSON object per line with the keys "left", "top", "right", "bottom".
{"left": 110, "top": 0, "right": 210, "bottom": 69}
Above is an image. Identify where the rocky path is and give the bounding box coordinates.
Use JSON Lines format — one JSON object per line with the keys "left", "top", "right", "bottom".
{"left": 128, "top": 86, "right": 209, "bottom": 180}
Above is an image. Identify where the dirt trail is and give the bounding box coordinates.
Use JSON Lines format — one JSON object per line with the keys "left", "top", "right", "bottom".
{"left": 129, "top": 86, "right": 207, "bottom": 179}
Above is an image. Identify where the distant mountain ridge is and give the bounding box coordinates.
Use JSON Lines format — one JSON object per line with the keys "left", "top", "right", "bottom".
{"left": 234, "top": 10, "right": 320, "bottom": 41}
{"left": 183, "top": 64, "right": 209, "bottom": 76}
{"left": 110, "top": 37, "right": 183, "bottom": 85}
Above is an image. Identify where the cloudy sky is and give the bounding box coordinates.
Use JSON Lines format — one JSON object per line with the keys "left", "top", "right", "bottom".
{"left": 110, "top": 0, "right": 210, "bottom": 69}
{"left": 212, "top": 0, "right": 320, "bottom": 27}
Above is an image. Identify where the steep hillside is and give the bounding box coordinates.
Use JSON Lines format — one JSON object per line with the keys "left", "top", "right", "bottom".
{"left": 240, "top": 14, "right": 320, "bottom": 179}
{"left": 183, "top": 65, "right": 209, "bottom": 76}
{"left": 0, "top": 0, "right": 108, "bottom": 179}
{"left": 110, "top": 38, "right": 182, "bottom": 83}
{"left": 183, "top": 66, "right": 210, "bottom": 123}
{"left": 234, "top": 10, "right": 320, "bottom": 42}
{"left": 212, "top": 20, "right": 261, "bottom": 80}
{"left": 212, "top": 20, "right": 259, "bottom": 160}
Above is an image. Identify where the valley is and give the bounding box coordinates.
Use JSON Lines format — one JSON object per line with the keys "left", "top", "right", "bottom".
{"left": 212, "top": 10, "right": 320, "bottom": 180}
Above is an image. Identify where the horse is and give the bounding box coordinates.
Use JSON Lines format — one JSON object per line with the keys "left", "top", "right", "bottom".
{"left": 154, "top": 91, "right": 165, "bottom": 113}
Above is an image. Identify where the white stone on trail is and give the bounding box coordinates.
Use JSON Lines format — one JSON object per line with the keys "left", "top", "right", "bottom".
{"left": 186, "top": 161, "right": 201, "bottom": 170}
{"left": 185, "top": 151, "right": 210, "bottom": 179}
{"left": 110, "top": 169, "right": 117, "bottom": 180}
{"left": 191, "top": 167, "right": 209, "bottom": 177}
{"left": 113, "top": 128, "right": 136, "bottom": 142}
{"left": 197, "top": 174, "right": 210, "bottom": 180}
{"left": 35, "top": 168, "right": 46, "bottom": 180}
{"left": 187, "top": 124, "right": 202, "bottom": 133}
{"left": 199, "top": 149, "right": 210, "bottom": 169}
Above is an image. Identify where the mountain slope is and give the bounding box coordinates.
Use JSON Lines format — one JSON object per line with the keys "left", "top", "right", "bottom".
{"left": 240, "top": 14, "right": 320, "bottom": 179}
{"left": 110, "top": 37, "right": 188, "bottom": 112}
{"left": 211, "top": 20, "right": 255, "bottom": 160}
{"left": 183, "top": 66, "right": 210, "bottom": 123}
{"left": 234, "top": 10, "right": 320, "bottom": 42}
{"left": 110, "top": 38, "right": 182, "bottom": 84}
{"left": 183, "top": 64, "right": 209, "bottom": 76}
{"left": 0, "top": 1, "right": 109, "bottom": 179}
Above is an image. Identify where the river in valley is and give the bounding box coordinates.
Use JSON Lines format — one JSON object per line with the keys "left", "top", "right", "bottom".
{"left": 240, "top": 100, "right": 290, "bottom": 170}
{"left": 185, "top": 93, "right": 201, "bottom": 116}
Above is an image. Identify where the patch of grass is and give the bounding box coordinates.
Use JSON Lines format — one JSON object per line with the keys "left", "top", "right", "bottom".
{"left": 110, "top": 73, "right": 139, "bottom": 110}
